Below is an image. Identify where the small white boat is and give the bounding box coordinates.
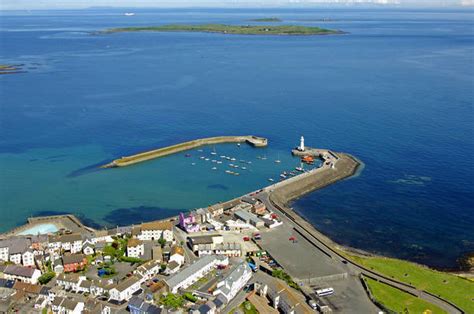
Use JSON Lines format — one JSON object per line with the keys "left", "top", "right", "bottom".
{"left": 210, "top": 147, "right": 217, "bottom": 155}
{"left": 296, "top": 167, "right": 304, "bottom": 172}
{"left": 233, "top": 172, "right": 240, "bottom": 176}
{"left": 198, "top": 149, "right": 203, "bottom": 152}
{"left": 241, "top": 167, "right": 247, "bottom": 170}
{"left": 205, "top": 158, "right": 210, "bottom": 161}
{"left": 211, "top": 160, "right": 217, "bottom": 163}
{"left": 226, "top": 157, "right": 231, "bottom": 160}
{"left": 212, "top": 167, "right": 217, "bottom": 170}
{"left": 191, "top": 163, "right": 196, "bottom": 166}
{"left": 220, "top": 155, "right": 226, "bottom": 158}
{"left": 225, "top": 170, "right": 234, "bottom": 174}
{"left": 230, "top": 158, "right": 236, "bottom": 161}
{"left": 262, "top": 156, "right": 267, "bottom": 160}
{"left": 237, "top": 143, "right": 241, "bottom": 147}
{"left": 229, "top": 163, "right": 234, "bottom": 167}
{"left": 275, "top": 153, "right": 281, "bottom": 163}
{"left": 124, "top": 12, "right": 135, "bottom": 16}
{"left": 280, "top": 174, "right": 287, "bottom": 179}
{"left": 200, "top": 156, "right": 205, "bottom": 160}
{"left": 217, "top": 161, "right": 223, "bottom": 164}
{"left": 268, "top": 178, "right": 274, "bottom": 182}
{"left": 247, "top": 161, "right": 252, "bottom": 164}
{"left": 234, "top": 165, "right": 239, "bottom": 169}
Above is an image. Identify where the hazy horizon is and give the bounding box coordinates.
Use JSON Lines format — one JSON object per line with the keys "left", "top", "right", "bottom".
{"left": 1, "top": 0, "right": 473, "bottom": 11}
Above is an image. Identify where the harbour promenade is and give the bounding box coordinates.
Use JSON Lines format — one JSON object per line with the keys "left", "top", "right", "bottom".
{"left": 101, "top": 135, "right": 267, "bottom": 168}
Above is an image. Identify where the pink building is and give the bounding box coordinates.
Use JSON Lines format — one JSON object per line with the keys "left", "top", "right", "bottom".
{"left": 179, "top": 213, "right": 199, "bottom": 233}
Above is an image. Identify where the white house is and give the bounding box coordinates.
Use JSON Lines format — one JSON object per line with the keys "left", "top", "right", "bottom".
{"left": 213, "top": 261, "right": 252, "bottom": 303}
{"left": 3, "top": 264, "right": 41, "bottom": 284}
{"left": 135, "top": 260, "right": 161, "bottom": 280}
{"left": 22, "top": 249, "right": 35, "bottom": 267}
{"left": 56, "top": 273, "right": 84, "bottom": 291}
{"left": 165, "top": 255, "right": 228, "bottom": 293}
{"left": 127, "top": 239, "right": 144, "bottom": 258}
{"left": 48, "top": 234, "right": 83, "bottom": 254}
{"left": 82, "top": 243, "right": 94, "bottom": 256}
{"left": 51, "top": 296, "right": 84, "bottom": 314}
{"left": 137, "top": 221, "right": 174, "bottom": 242}
{"left": 0, "top": 238, "right": 30, "bottom": 264}
{"left": 109, "top": 276, "right": 142, "bottom": 302}
{"left": 169, "top": 245, "right": 185, "bottom": 266}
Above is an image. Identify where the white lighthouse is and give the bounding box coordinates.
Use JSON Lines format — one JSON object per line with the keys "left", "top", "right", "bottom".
{"left": 299, "top": 136, "right": 305, "bottom": 151}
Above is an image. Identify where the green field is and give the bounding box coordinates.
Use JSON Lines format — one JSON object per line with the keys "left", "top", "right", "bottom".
{"left": 350, "top": 255, "right": 474, "bottom": 313}
{"left": 364, "top": 277, "right": 446, "bottom": 313}
{"left": 104, "top": 24, "right": 342, "bottom": 36}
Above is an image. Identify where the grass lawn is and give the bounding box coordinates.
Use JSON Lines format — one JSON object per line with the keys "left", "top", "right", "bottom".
{"left": 348, "top": 255, "right": 474, "bottom": 313}
{"left": 364, "top": 277, "right": 446, "bottom": 314}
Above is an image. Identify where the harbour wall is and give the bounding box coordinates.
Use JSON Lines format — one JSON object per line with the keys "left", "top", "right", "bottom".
{"left": 101, "top": 135, "right": 267, "bottom": 168}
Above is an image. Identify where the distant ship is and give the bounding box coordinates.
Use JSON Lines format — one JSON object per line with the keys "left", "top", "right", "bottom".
{"left": 124, "top": 12, "right": 135, "bottom": 16}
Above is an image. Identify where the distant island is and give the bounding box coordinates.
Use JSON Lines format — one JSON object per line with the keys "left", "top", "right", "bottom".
{"left": 249, "top": 17, "right": 282, "bottom": 22}
{"left": 103, "top": 24, "right": 344, "bottom": 36}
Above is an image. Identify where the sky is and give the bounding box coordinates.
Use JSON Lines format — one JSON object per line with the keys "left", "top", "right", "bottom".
{"left": 1, "top": 0, "right": 473, "bottom": 10}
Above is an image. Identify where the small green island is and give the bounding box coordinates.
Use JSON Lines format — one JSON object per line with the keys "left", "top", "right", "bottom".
{"left": 249, "top": 17, "right": 282, "bottom": 22}
{"left": 103, "top": 24, "right": 343, "bottom": 36}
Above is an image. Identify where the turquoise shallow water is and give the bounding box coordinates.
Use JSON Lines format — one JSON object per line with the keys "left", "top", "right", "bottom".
{"left": 0, "top": 8, "right": 473, "bottom": 268}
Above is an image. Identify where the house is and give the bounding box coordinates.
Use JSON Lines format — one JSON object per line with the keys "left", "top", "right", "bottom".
{"left": 91, "top": 230, "right": 114, "bottom": 244}
{"left": 62, "top": 254, "right": 87, "bottom": 273}
{"left": 165, "top": 261, "right": 181, "bottom": 275}
{"left": 49, "top": 233, "right": 83, "bottom": 254}
{"left": 51, "top": 296, "right": 84, "bottom": 314}
{"left": 13, "top": 281, "right": 43, "bottom": 296}
{"left": 165, "top": 255, "right": 228, "bottom": 293}
{"left": 0, "top": 238, "right": 30, "bottom": 264}
{"left": 22, "top": 249, "right": 35, "bottom": 267}
{"left": 56, "top": 273, "right": 83, "bottom": 291}
{"left": 169, "top": 245, "right": 185, "bottom": 266}
{"left": 257, "top": 277, "right": 313, "bottom": 314}
{"left": 195, "top": 301, "right": 217, "bottom": 314}
{"left": 144, "top": 281, "right": 167, "bottom": 301}
{"left": 234, "top": 210, "right": 264, "bottom": 228}
{"left": 252, "top": 202, "right": 266, "bottom": 215}
{"left": 83, "top": 299, "right": 112, "bottom": 314}
{"left": 188, "top": 235, "right": 223, "bottom": 252}
{"left": 82, "top": 243, "right": 95, "bottom": 256}
{"left": 77, "top": 279, "right": 92, "bottom": 294}
{"left": 179, "top": 213, "right": 199, "bottom": 233}
{"left": 53, "top": 258, "right": 64, "bottom": 273}
{"left": 212, "top": 243, "right": 242, "bottom": 257}
{"left": 109, "top": 276, "right": 142, "bottom": 302}
{"left": 213, "top": 261, "right": 252, "bottom": 303}
{"left": 136, "top": 221, "right": 174, "bottom": 242}
{"left": 90, "top": 279, "right": 113, "bottom": 297}
{"left": 135, "top": 260, "right": 161, "bottom": 280}
{"left": 127, "top": 239, "right": 144, "bottom": 258}
{"left": 127, "top": 296, "right": 162, "bottom": 314}
{"left": 207, "top": 204, "right": 224, "bottom": 217}
{"left": 2, "top": 264, "right": 41, "bottom": 284}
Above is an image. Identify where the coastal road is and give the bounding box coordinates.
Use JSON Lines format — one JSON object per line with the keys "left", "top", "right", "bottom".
{"left": 256, "top": 191, "right": 463, "bottom": 314}
{"left": 257, "top": 193, "right": 379, "bottom": 313}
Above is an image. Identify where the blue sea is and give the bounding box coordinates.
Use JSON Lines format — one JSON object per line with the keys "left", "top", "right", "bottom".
{"left": 0, "top": 8, "right": 473, "bottom": 269}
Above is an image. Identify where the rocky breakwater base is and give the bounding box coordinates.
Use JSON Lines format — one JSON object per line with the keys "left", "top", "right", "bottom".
{"left": 101, "top": 135, "right": 267, "bottom": 168}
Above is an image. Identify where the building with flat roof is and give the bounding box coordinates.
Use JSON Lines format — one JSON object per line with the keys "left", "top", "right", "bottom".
{"left": 165, "top": 255, "right": 228, "bottom": 293}
{"left": 234, "top": 210, "right": 264, "bottom": 228}
{"left": 213, "top": 260, "right": 252, "bottom": 303}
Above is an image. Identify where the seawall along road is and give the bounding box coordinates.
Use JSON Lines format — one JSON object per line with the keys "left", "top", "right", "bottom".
{"left": 101, "top": 135, "right": 267, "bottom": 168}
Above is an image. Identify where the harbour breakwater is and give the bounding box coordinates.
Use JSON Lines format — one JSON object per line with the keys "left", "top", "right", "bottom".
{"left": 101, "top": 135, "right": 267, "bottom": 168}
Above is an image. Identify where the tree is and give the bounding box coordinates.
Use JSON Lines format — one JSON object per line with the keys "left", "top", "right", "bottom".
{"left": 158, "top": 238, "right": 166, "bottom": 248}
{"left": 38, "top": 272, "right": 55, "bottom": 285}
